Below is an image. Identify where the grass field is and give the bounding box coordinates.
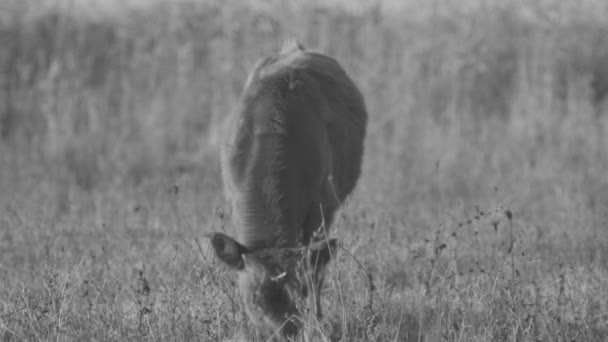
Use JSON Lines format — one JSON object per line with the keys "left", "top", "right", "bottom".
{"left": 1, "top": 0, "right": 608, "bottom": 340}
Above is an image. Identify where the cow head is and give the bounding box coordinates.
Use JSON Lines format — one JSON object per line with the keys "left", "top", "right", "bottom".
{"left": 209, "top": 232, "right": 338, "bottom": 339}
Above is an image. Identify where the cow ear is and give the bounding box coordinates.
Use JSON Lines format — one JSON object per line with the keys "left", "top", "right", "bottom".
{"left": 208, "top": 233, "right": 249, "bottom": 270}
{"left": 307, "top": 238, "right": 338, "bottom": 269}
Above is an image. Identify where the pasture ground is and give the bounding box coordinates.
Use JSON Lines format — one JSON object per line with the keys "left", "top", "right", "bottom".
{"left": 1, "top": 0, "right": 608, "bottom": 340}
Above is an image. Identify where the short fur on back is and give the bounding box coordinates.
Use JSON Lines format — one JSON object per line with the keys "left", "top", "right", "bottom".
{"left": 221, "top": 41, "right": 367, "bottom": 250}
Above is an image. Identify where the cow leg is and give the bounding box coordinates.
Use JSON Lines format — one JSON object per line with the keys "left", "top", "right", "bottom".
{"left": 302, "top": 202, "right": 339, "bottom": 320}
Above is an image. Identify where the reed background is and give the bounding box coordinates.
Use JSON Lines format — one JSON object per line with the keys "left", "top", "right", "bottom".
{"left": 1, "top": 0, "right": 607, "bottom": 340}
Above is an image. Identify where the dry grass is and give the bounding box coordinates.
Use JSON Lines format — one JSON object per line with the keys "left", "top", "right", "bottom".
{"left": 1, "top": 0, "right": 608, "bottom": 341}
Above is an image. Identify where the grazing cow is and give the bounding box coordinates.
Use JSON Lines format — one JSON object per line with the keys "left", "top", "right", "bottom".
{"left": 209, "top": 41, "right": 367, "bottom": 340}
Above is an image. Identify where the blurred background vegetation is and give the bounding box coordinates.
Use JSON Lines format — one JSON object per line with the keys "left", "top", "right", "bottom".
{"left": 2, "top": 0, "right": 606, "bottom": 241}
{"left": 1, "top": 0, "right": 607, "bottom": 339}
